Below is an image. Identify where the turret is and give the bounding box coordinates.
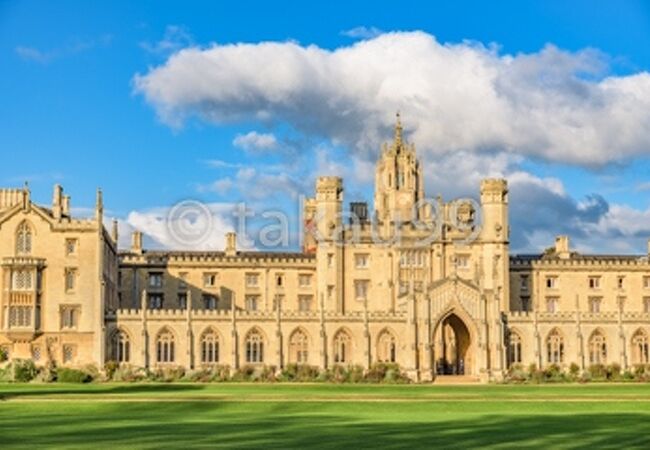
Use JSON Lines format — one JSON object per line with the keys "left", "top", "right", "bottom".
{"left": 555, "top": 235, "right": 571, "bottom": 259}
{"left": 479, "top": 178, "right": 508, "bottom": 242}
{"left": 225, "top": 231, "right": 237, "bottom": 257}
{"left": 315, "top": 176, "right": 343, "bottom": 242}
{"left": 131, "top": 231, "right": 143, "bottom": 254}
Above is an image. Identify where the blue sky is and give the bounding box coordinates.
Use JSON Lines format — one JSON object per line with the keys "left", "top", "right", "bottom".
{"left": 2, "top": 0, "right": 650, "bottom": 253}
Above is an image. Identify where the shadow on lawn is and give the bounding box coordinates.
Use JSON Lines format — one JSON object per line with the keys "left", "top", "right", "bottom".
{"left": 1, "top": 400, "right": 650, "bottom": 449}
{"left": 0, "top": 383, "right": 205, "bottom": 400}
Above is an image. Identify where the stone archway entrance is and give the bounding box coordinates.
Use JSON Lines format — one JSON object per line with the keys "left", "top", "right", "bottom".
{"left": 434, "top": 313, "right": 472, "bottom": 375}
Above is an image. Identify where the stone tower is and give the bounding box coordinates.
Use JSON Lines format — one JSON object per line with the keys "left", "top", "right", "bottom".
{"left": 374, "top": 113, "right": 425, "bottom": 224}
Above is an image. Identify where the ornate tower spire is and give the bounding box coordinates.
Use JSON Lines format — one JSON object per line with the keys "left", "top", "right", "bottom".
{"left": 374, "top": 113, "right": 425, "bottom": 224}
{"left": 394, "top": 111, "right": 403, "bottom": 148}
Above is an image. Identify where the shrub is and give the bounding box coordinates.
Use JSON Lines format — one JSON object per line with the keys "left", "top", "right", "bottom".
{"left": 185, "top": 365, "right": 231, "bottom": 382}
{"left": 568, "top": 363, "right": 581, "bottom": 380}
{"left": 364, "top": 363, "right": 410, "bottom": 384}
{"left": 588, "top": 364, "right": 607, "bottom": 380}
{"left": 111, "top": 364, "right": 145, "bottom": 382}
{"left": 0, "top": 348, "right": 7, "bottom": 363}
{"left": 57, "top": 367, "right": 93, "bottom": 383}
{"left": 104, "top": 361, "right": 119, "bottom": 380}
{"left": 231, "top": 365, "right": 256, "bottom": 382}
{"left": 279, "top": 364, "right": 320, "bottom": 382}
{"left": 505, "top": 364, "right": 528, "bottom": 383}
{"left": 147, "top": 365, "right": 186, "bottom": 382}
{"left": 325, "top": 365, "right": 365, "bottom": 383}
{"left": 0, "top": 364, "right": 11, "bottom": 382}
{"left": 606, "top": 363, "right": 622, "bottom": 381}
{"left": 13, "top": 359, "right": 37, "bottom": 382}
{"left": 543, "top": 364, "right": 565, "bottom": 382}
{"left": 34, "top": 362, "right": 57, "bottom": 383}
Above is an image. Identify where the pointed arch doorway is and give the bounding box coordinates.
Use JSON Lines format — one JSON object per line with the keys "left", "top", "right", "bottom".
{"left": 433, "top": 312, "right": 473, "bottom": 376}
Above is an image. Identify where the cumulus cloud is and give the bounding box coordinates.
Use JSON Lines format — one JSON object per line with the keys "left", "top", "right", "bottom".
{"left": 125, "top": 202, "right": 237, "bottom": 250}
{"left": 233, "top": 131, "right": 279, "bottom": 151}
{"left": 133, "top": 31, "right": 650, "bottom": 166}
{"left": 132, "top": 31, "right": 650, "bottom": 254}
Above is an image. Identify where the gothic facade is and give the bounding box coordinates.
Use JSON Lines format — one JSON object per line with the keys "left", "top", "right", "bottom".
{"left": 2, "top": 118, "right": 650, "bottom": 382}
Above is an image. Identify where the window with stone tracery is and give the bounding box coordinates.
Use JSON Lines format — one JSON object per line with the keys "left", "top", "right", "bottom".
{"left": 15, "top": 221, "right": 32, "bottom": 255}
{"left": 245, "top": 329, "right": 264, "bottom": 363}
{"left": 8, "top": 306, "right": 31, "bottom": 327}
{"left": 377, "top": 330, "right": 396, "bottom": 363}
{"left": 201, "top": 330, "right": 219, "bottom": 364}
{"left": 588, "top": 330, "right": 607, "bottom": 364}
{"left": 156, "top": 329, "right": 175, "bottom": 363}
{"left": 632, "top": 330, "right": 649, "bottom": 365}
{"left": 289, "top": 329, "right": 309, "bottom": 364}
{"left": 113, "top": 330, "right": 130, "bottom": 363}
{"left": 546, "top": 329, "right": 564, "bottom": 364}
{"left": 333, "top": 330, "right": 351, "bottom": 364}
{"left": 508, "top": 331, "right": 522, "bottom": 366}
{"left": 11, "top": 270, "right": 33, "bottom": 291}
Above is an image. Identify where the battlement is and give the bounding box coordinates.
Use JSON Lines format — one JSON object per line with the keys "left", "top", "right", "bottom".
{"left": 316, "top": 176, "right": 343, "bottom": 192}
{"left": 480, "top": 178, "right": 508, "bottom": 195}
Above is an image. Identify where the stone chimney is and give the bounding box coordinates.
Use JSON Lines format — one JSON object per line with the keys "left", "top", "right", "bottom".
{"left": 52, "top": 184, "right": 63, "bottom": 219}
{"left": 555, "top": 235, "right": 570, "bottom": 259}
{"left": 111, "top": 219, "right": 119, "bottom": 244}
{"left": 131, "top": 231, "right": 143, "bottom": 254}
{"left": 225, "top": 232, "right": 237, "bottom": 257}
{"left": 61, "top": 195, "right": 70, "bottom": 217}
{"left": 647, "top": 238, "right": 650, "bottom": 256}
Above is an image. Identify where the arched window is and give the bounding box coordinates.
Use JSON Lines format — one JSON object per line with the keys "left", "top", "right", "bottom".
{"left": 16, "top": 221, "right": 32, "bottom": 255}
{"left": 632, "top": 330, "right": 649, "bottom": 365}
{"left": 156, "top": 329, "right": 175, "bottom": 363}
{"left": 113, "top": 330, "right": 130, "bottom": 363}
{"left": 508, "top": 331, "right": 522, "bottom": 367}
{"left": 546, "top": 329, "right": 564, "bottom": 364}
{"left": 333, "top": 330, "right": 351, "bottom": 364}
{"left": 201, "top": 330, "right": 219, "bottom": 364}
{"left": 588, "top": 330, "right": 607, "bottom": 364}
{"left": 377, "top": 330, "right": 396, "bottom": 363}
{"left": 289, "top": 329, "right": 309, "bottom": 364}
{"left": 245, "top": 329, "right": 264, "bottom": 363}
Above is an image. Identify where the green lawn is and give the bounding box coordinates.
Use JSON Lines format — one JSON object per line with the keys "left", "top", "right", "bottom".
{"left": 2, "top": 383, "right": 650, "bottom": 449}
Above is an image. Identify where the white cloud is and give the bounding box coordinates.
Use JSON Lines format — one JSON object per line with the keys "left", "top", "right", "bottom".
{"left": 197, "top": 178, "right": 233, "bottom": 195}
{"left": 133, "top": 31, "right": 650, "bottom": 166}
{"left": 16, "top": 34, "right": 113, "bottom": 64}
{"left": 139, "top": 25, "right": 193, "bottom": 56}
{"left": 341, "top": 26, "right": 383, "bottom": 39}
{"left": 125, "top": 203, "right": 236, "bottom": 250}
{"left": 233, "top": 131, "right": 279, "bottom": 151}
{"left": 203, "top": 159, "right": 243, "bottom": 169}
{"left": 635, "top": 181, "right": 650, "bottom": 192}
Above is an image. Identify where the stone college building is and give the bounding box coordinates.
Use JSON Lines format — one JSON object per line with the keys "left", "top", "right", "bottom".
{"left": 2, "top": 116, "right": 650, "bottom": 382}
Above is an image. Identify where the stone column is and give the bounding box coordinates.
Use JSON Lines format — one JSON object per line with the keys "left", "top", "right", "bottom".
{"left": 319, "top": 293, "right": 327, "bottom": 368}
{"left": 363, "top": 298, "right": 370, "bottom": 370}
{"left": 276, "top": 294, "right": 283, "bottom": 370}
{"left": 231, "top": 294, "right": 238, "bottom": 370}
{"left": 186, "top": 291, "right": 193, "bottom": 369}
